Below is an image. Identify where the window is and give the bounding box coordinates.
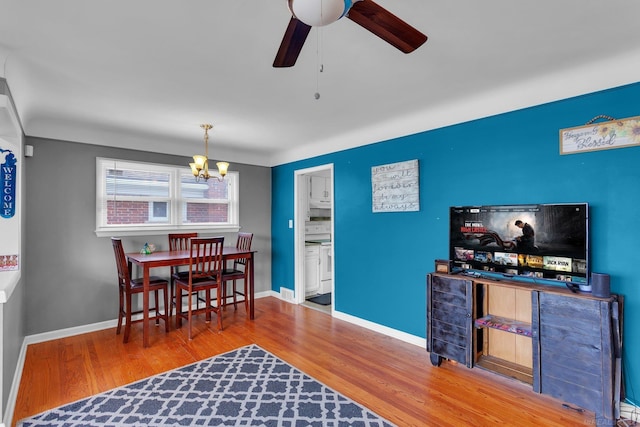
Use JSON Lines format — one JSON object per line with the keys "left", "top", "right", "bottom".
{"left": 149, "top": 201, "right": 168, "bottom": 222}
{"left": 96, "top": 158, "right": 239, "bottom": 236}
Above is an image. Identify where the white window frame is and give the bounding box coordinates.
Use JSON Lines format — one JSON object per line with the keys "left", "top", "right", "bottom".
{"left": 95, "top": 157, "right": 240, "bottom": 237}
{"left": 148, "top": 201, "right": 169, "bottom": 223}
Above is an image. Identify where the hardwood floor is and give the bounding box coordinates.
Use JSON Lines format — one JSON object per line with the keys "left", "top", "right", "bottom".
{"left": 13, "top": 297, "right": 594, "bottom": 426}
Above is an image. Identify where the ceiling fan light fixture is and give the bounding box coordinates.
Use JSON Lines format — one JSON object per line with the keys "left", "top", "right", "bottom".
{"left": 273, "top": 0, "right": 426, "bottom": 68}
{"left": 288, "top": 0, "right": 352, "bottom": 27}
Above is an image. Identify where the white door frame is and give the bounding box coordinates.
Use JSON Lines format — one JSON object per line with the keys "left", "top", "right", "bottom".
{"left": 294, "top": 164, "right": 334, "bottom": 306}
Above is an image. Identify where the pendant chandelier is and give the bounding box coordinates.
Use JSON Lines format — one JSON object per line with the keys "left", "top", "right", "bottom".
{"left": 189, "top": 124, "right": 229, "bottom": 182}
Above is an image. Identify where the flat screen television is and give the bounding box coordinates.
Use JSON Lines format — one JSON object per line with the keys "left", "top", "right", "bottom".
{"left": 449, "top": 203, "right": 589, "bottom": 285}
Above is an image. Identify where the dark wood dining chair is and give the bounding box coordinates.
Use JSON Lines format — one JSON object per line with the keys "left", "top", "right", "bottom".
{"left": 222, "top": 232, "right": 253, "bottom": 312}
{"left": 168, "top": 232, "right": 198, "bottom": 317}
{"left": 111, "top": 237, "right": 170, "bottom": 343}
{"left": 175, "top": 236, "right": 225, "bottom": 339}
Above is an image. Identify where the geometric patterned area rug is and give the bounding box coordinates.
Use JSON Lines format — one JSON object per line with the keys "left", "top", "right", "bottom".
{"left": 17, "top": 344, "right": 395, "bottom": 426}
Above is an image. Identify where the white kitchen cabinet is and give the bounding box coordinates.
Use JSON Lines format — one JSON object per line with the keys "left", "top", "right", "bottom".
{"left": 305, "top": 245, "right": 320, "bottom": 296}
{"left": 319, "top": 244, "right": 332, "bottom": 294}
{"left": 309, "top": 176, "right": 331, "bottom": 206}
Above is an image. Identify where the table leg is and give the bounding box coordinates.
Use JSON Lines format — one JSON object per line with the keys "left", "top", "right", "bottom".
{"left": 249, "top": 253, "right": 255, "bottom": 320}
{"left": 143, "top": 266, "right": 150, "bottom": 347}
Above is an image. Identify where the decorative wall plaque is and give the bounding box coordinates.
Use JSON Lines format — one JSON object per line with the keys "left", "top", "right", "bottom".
{"left": 371, "top": 159, "right": 419, "bottom": 213}
{"left": 1, "top": 147, "right": 17, "bottom": 219}
{"left": 560, "top": 115, "right": 640, "bottom": 155}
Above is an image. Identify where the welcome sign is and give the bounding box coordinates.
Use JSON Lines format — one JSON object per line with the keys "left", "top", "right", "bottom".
{"left": 1, "top": 91, "right": 22, "bottom": 274}
{"left": 1, "top": 148, "right": 17, "bottom": 219}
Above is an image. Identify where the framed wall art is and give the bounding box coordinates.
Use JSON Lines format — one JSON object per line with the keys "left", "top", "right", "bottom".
{"left": 560, "top": 115, "right": 640, "bottom": 155}
{"left": 371, "top": 159, "right": 419, "bottom": 213}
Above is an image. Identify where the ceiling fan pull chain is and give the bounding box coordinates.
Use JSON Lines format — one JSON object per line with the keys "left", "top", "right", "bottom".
{"left": 315, "top": 26, "right": 323, "bottom": 100}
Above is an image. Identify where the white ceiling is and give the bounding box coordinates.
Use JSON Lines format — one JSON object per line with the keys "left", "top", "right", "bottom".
{"left": 1, "top": 0, "right": 640, "bottom": 167}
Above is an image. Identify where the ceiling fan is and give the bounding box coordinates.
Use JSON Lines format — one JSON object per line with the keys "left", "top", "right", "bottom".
{"left": 273, "top": 0, "right": 428, "bottom": 67}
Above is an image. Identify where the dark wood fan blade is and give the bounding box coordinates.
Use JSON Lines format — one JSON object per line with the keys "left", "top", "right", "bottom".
{"left": 273, "top": 16, "right": 312, "bottom": 67}
{"left": 347, "top": 0, "right": 427, "bottom": 53}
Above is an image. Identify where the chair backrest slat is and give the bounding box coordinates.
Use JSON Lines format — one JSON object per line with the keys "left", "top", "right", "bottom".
{"left": 190, "top": 237, "right": 224, "bottom": 280}
{"left": 234, "top": 232, "right": 253, "bottom": 268}
{"left": 111, "top": 238, "right": 130, "bottom": 286}
{"left": 169, "top": 232, "right": 198, "bottom": 251}
{"left": 169, "top": 233, "right": 198, "bottom": 274}
{"left": 237, "top": 232, "right": 253, "bottom": 251}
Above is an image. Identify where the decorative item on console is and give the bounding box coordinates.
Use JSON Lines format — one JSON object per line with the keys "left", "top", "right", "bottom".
{"left": 435, "top": 259, "right": 452, "bottom": 274}
{"left": 591, "top": 272, "right": 611, "bottom": 298}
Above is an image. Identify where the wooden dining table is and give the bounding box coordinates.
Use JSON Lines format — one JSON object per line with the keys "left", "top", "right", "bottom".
{"left": 126, "top": 247, "right": 256, "bottom": 347}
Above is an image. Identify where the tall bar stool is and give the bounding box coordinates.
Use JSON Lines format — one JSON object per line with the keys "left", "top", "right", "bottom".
{"left": 168, "top": 233, "right": 198, "bottom": 317}
{"left": 222, "top": 232, "right": 253, "bottom": 312}
{"left": 111, "top": 238, "right": 169, "bottom": 343}
{"left": 175, "top": 237, "right": 225, "bottom": 339}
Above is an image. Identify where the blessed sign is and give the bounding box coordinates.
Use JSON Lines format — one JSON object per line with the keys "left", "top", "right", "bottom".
{"left": 560, "top": 116, "right": 640, "bottom": 155}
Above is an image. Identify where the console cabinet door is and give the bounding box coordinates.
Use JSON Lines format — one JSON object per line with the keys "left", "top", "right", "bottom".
{"left": 533, "top": 292, "right": 615, "bottom": 425}
{"left": 427, "top": 274, "right": 473, "bottom": 367}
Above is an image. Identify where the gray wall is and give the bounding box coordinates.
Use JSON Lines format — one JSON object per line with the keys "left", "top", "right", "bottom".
{"left": 1, "top": 77, "right": 26, "bottom": 423}
{"left": 24, "top": 136, "right": 271, "bottom": 335}
{"left": 2, "top": 282, "right": 24, "bottom": 419}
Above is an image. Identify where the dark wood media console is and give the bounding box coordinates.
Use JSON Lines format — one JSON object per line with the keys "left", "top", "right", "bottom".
{"left": 426, "top": 272, "right": 623, "bottom": 426}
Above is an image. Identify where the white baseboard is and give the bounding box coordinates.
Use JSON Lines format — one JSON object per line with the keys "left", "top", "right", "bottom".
{"left": 332, "top": 311, "right": 426, "bottom": 348}
{"left": 3, "top": 338, "right": 25, "bottom": 427}
{"left": 276, "top": 288, "right": 425, "bottom": 348}
{"left": 23, "top": 290, "right": 276, "bottom": 346}
{"left": 26, "top": 319, "right": 117, "bottom": 346}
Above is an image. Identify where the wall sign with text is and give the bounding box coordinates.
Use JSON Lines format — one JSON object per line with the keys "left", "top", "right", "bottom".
{"left": 1, "top": 90, "right": 23, "bottom": 277}
{"left": 371, "top": 159, "right": 419, "bottom": 213}
{"left": 1, "top": 146, "right": 19, "bottom": 271}
{"left": 1, "top": 147, "right": 17, "bottom": 219}
{"left": 560, "top": 115, "right": 640, "bottom": 155}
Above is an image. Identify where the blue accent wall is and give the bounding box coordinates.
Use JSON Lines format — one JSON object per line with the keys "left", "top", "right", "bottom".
{"left": 272, "top": 82, "right": 640, "bottom": 404}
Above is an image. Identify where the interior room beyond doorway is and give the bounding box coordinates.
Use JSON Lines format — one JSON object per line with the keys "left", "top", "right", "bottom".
{"left": 295, "top": 165, "right": 334, "bottom": 314}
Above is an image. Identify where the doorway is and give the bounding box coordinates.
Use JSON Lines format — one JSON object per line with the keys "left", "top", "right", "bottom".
{"left": 294, "top": 164, "right": 334, "bottom": 314}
